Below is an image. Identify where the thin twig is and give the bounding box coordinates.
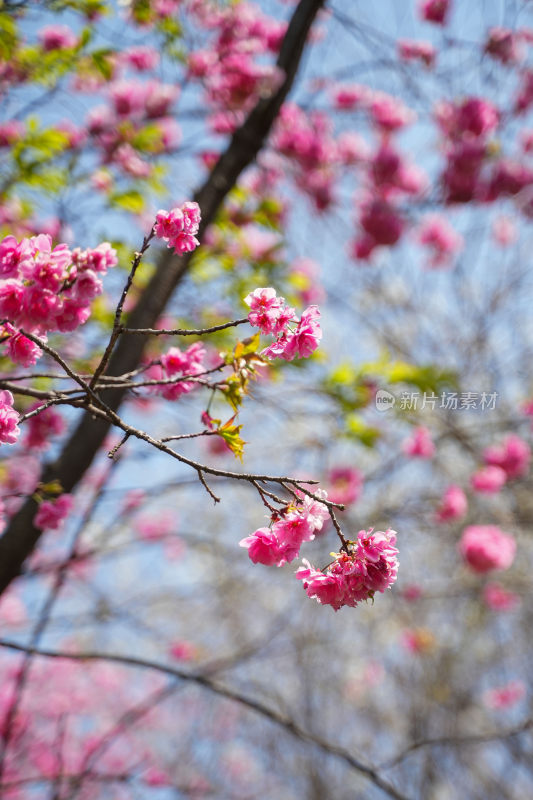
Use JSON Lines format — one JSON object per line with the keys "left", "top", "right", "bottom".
{"left": 121, "top": 317, "right": 249, "bottom": 336}
{"left": 0, "top": 639, "right": 410, "bottom": 800}
{"left": 90, "top": 229, "right": 156, "bottom": 388}
{"left": 196, "top": 469, "right": 221, "bottom": 503}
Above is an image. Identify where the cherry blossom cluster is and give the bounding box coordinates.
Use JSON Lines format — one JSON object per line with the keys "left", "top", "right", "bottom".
{"left": 147, "top": 342, "right": 206, "bottom": 401}
{"left": 402, "top": 426, "right": 436, "bottom": 459}
{"left": 417, "top": 214, "right": 464, "bottom": 269}
{"left": 272, "top": 95, "right": 416, "bottom": 212}
{"left": 244, "top": 288, "right": 321, "bottom": 361}
{"left": 420, "top": 0, "right": 451, "bottom": 25}
{"left": 187, "top": 1, "right": 286, "bottom": 133}
{"left": 296, "top": 528, "right": 399, "bottom": 611}
{"left": 0, "top": 233, "right": 117, "bottom": 364}
{"left": 272, "top": 103, "right": 345, "bottom": 210}
{"left": 240, "top": 492, "right": 330, "bottom": 567}
{"left": 154, "top": 202, "right": 201, "bottom": 255}
{"left": 0, "top": 390, "right": 20, "bottom": 446}
{"left": 331, "top": 85, "right": 415, "bottom": 132}
{"left": 435, "top": 485, "right": 468, "bottom": 522}
{"left": 397, "top": 39, "right": 436, "bottom": 68}
{"left": 483, "top": 679, "right": 526, "bottom": 710}
{"left": 459, "top": 525, "right": 516, "bottom": 573}
{"left": 326, "top": 467, "right": 363, "bottom": 507}
{"left": 22, "top": 404, "right": 65, "bottom": 451}
{"left": 323, "top": 84, "right": 423, "bottom": 259}
{"left": 485, "top": 27, "right": 523, "bottom": 65}
{"left": 432, "top": 435, "right": 531, "bottom": 522}
{"left": 84, "top": 79, "right": 181, "bottom": 178}
{"left": 34, "top": 493, "right": 73, "bottom": 532}
{"left": 0, "top": 651, "right": 203, "bottom": 795}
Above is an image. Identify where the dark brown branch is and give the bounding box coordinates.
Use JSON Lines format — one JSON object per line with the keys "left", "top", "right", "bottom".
{"left": 121, "top": 317, "right": 249, "bottom": 336}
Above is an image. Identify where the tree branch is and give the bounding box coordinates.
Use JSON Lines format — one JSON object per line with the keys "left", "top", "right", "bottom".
{"left": 0, "top": 0, "right": 325, "bottom": 594}
{"left": 0, "top": 639, "right": 409, "bottom": 800}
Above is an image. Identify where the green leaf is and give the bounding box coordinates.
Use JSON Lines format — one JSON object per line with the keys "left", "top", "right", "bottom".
{"left": 233, "top": 333, "right": 261, "bottom": 360}
{"left": 91, "top": 48, "right": 115, "bottom": 80}
{"left": 345, "top": 414, "right": 381, "bottom": 447}
{"left": 109, "top": 190, "right": 145, "bottom": 214}
{"left": 131, "top": 124, "right": 164, "bottom": 152}
{"left": 220, "top": 375, "right": 244, "bottom": 412}
{"left": 37, "top": 480, "right": 64, "bottom": 497}
{"left": 217, "top": 418, "right": 246, "bottom": 461}
{"left": 0, "top": 13, "right": 18, "bottom": 60}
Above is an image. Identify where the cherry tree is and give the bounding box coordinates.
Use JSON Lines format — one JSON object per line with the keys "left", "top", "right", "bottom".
{"left": 0, "top": 0, "right": 532, "bottom": 797}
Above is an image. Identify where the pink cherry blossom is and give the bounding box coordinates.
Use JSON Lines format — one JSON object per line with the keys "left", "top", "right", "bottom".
{"left": 55, "top": 300, "right": 91, "bottom": 332}
{"left": 0, "top": 593, "right": 27, "bottom": 627}
{"left": 331, "top": 83, "right": 369, "bottom": 110}
{"left": 483, "top": 680, "right": 525, "bottom": 710}
{"left": 296, "top": 528, "right": 399, "bottom": 610}
{"left": 459, "top": 525, "right": 516, "bottom": 573}
{"left": 398, "top": 39, "right": 436, "bottom": 68}
{"left": 244, "top": 287, "right": 296, "bottom": 335}
{"left": 458, "top": 97, "right": 500, "bottom": 139}
{"left": 483, "top": 582, "right": 520, "bottom": 611}
{"left": 0, "top": 120, "right": 24, "bottom": 147}
{"left": 420, "top": 0, "right": 451, "bottom": 25}
{"left": 273, "top": 509, "right": 314, "bottom": 552}
{"left": 337, "top": 131, "right": 370, "bottom": 165}
{"left": 327, "top": 467, "right": 363, "bottom": 506}
{"left": 401, "top": 628, "right": 436, "bottom": 654}
{"left": 355, "top": 199, "right": 404, "bottom": 257}
{"left": 157, "top": 342, "right": 206, "bottom": 402}
{"left": 435, "top": 485, "right": 468, "bottom": 522}
{"left": 23, "top": 404, "right": 65, "bottom": 450}
{"left": 135, "top": 510, "right": 174, "bottom": 540}
{"left": 241, "top": 493, "right": 329, "bottom": 567}
{"left": 154, "top": 117, "right": 182, "bottom": 151}
{"left": 296, "top": 562, "right": 346, "bottom": 609}
{"left": 417, "top": 214, "right": 463, "bottom": 268}
{"left": 4, "top": 327, "right": 43, "bottom": 366}
{"left": 144, "top": 81, "right": 180, "bottom": 118}
{"left": 471, "top": 465, "right": 507, "bottom": 494}
{"left": 34, "top": 494, "right": 74, "bottom": 531}
{"left": 0, "top": 234, "right": 31, "bottom": 277}
{"left": 485, "top": 27, "right": 522, "bottom": 64}
{"left": 369, "top": 92, "right": 415, "bottom": 132}
{"left": 154, "top": 203, "right": 201, "bottom": 255}
{"left": 114, "top": 143, "right": 151, "bottom": 178}
{"left": 123, "top": 46, "right": 160, "bottom": 72}
{"left": 492, "top": 215, "right": 517, "bottom": 246}
{"left": 169, "top": 641, "right": 196, "bottom": 661}
{"left": 239, "top": 527, "right": 286, "bottom": 566}
{"left": 68, "top": 269, "right": 103, "bottom": 303}
{"left": 401, "top": 584, "right": 423, "bottom": 602}
{"left": 142, "top": 766, "right": 172, "bottom": 787}
{"left": 402, "top": 426, "right": 436, "bottom": 459}
{"left": 109, "top": 80, "right": 147, "bottom": 116}
{"left": 39, "top": 24, "right": 78, "bottom": 51}
{"left": 91, "top": 169, "right": 113, "bottom": 192}
{"left": 0, "top": 390, "right": 20, "bottom": 445}
{"left": 268, "top": 305, "right": 322, "bottom": 361}
{"left": 484, "top": 435, "right": 530, "bottom": 479}
{"left": 298, "top": 490, "right": 329, "bottom": 532}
